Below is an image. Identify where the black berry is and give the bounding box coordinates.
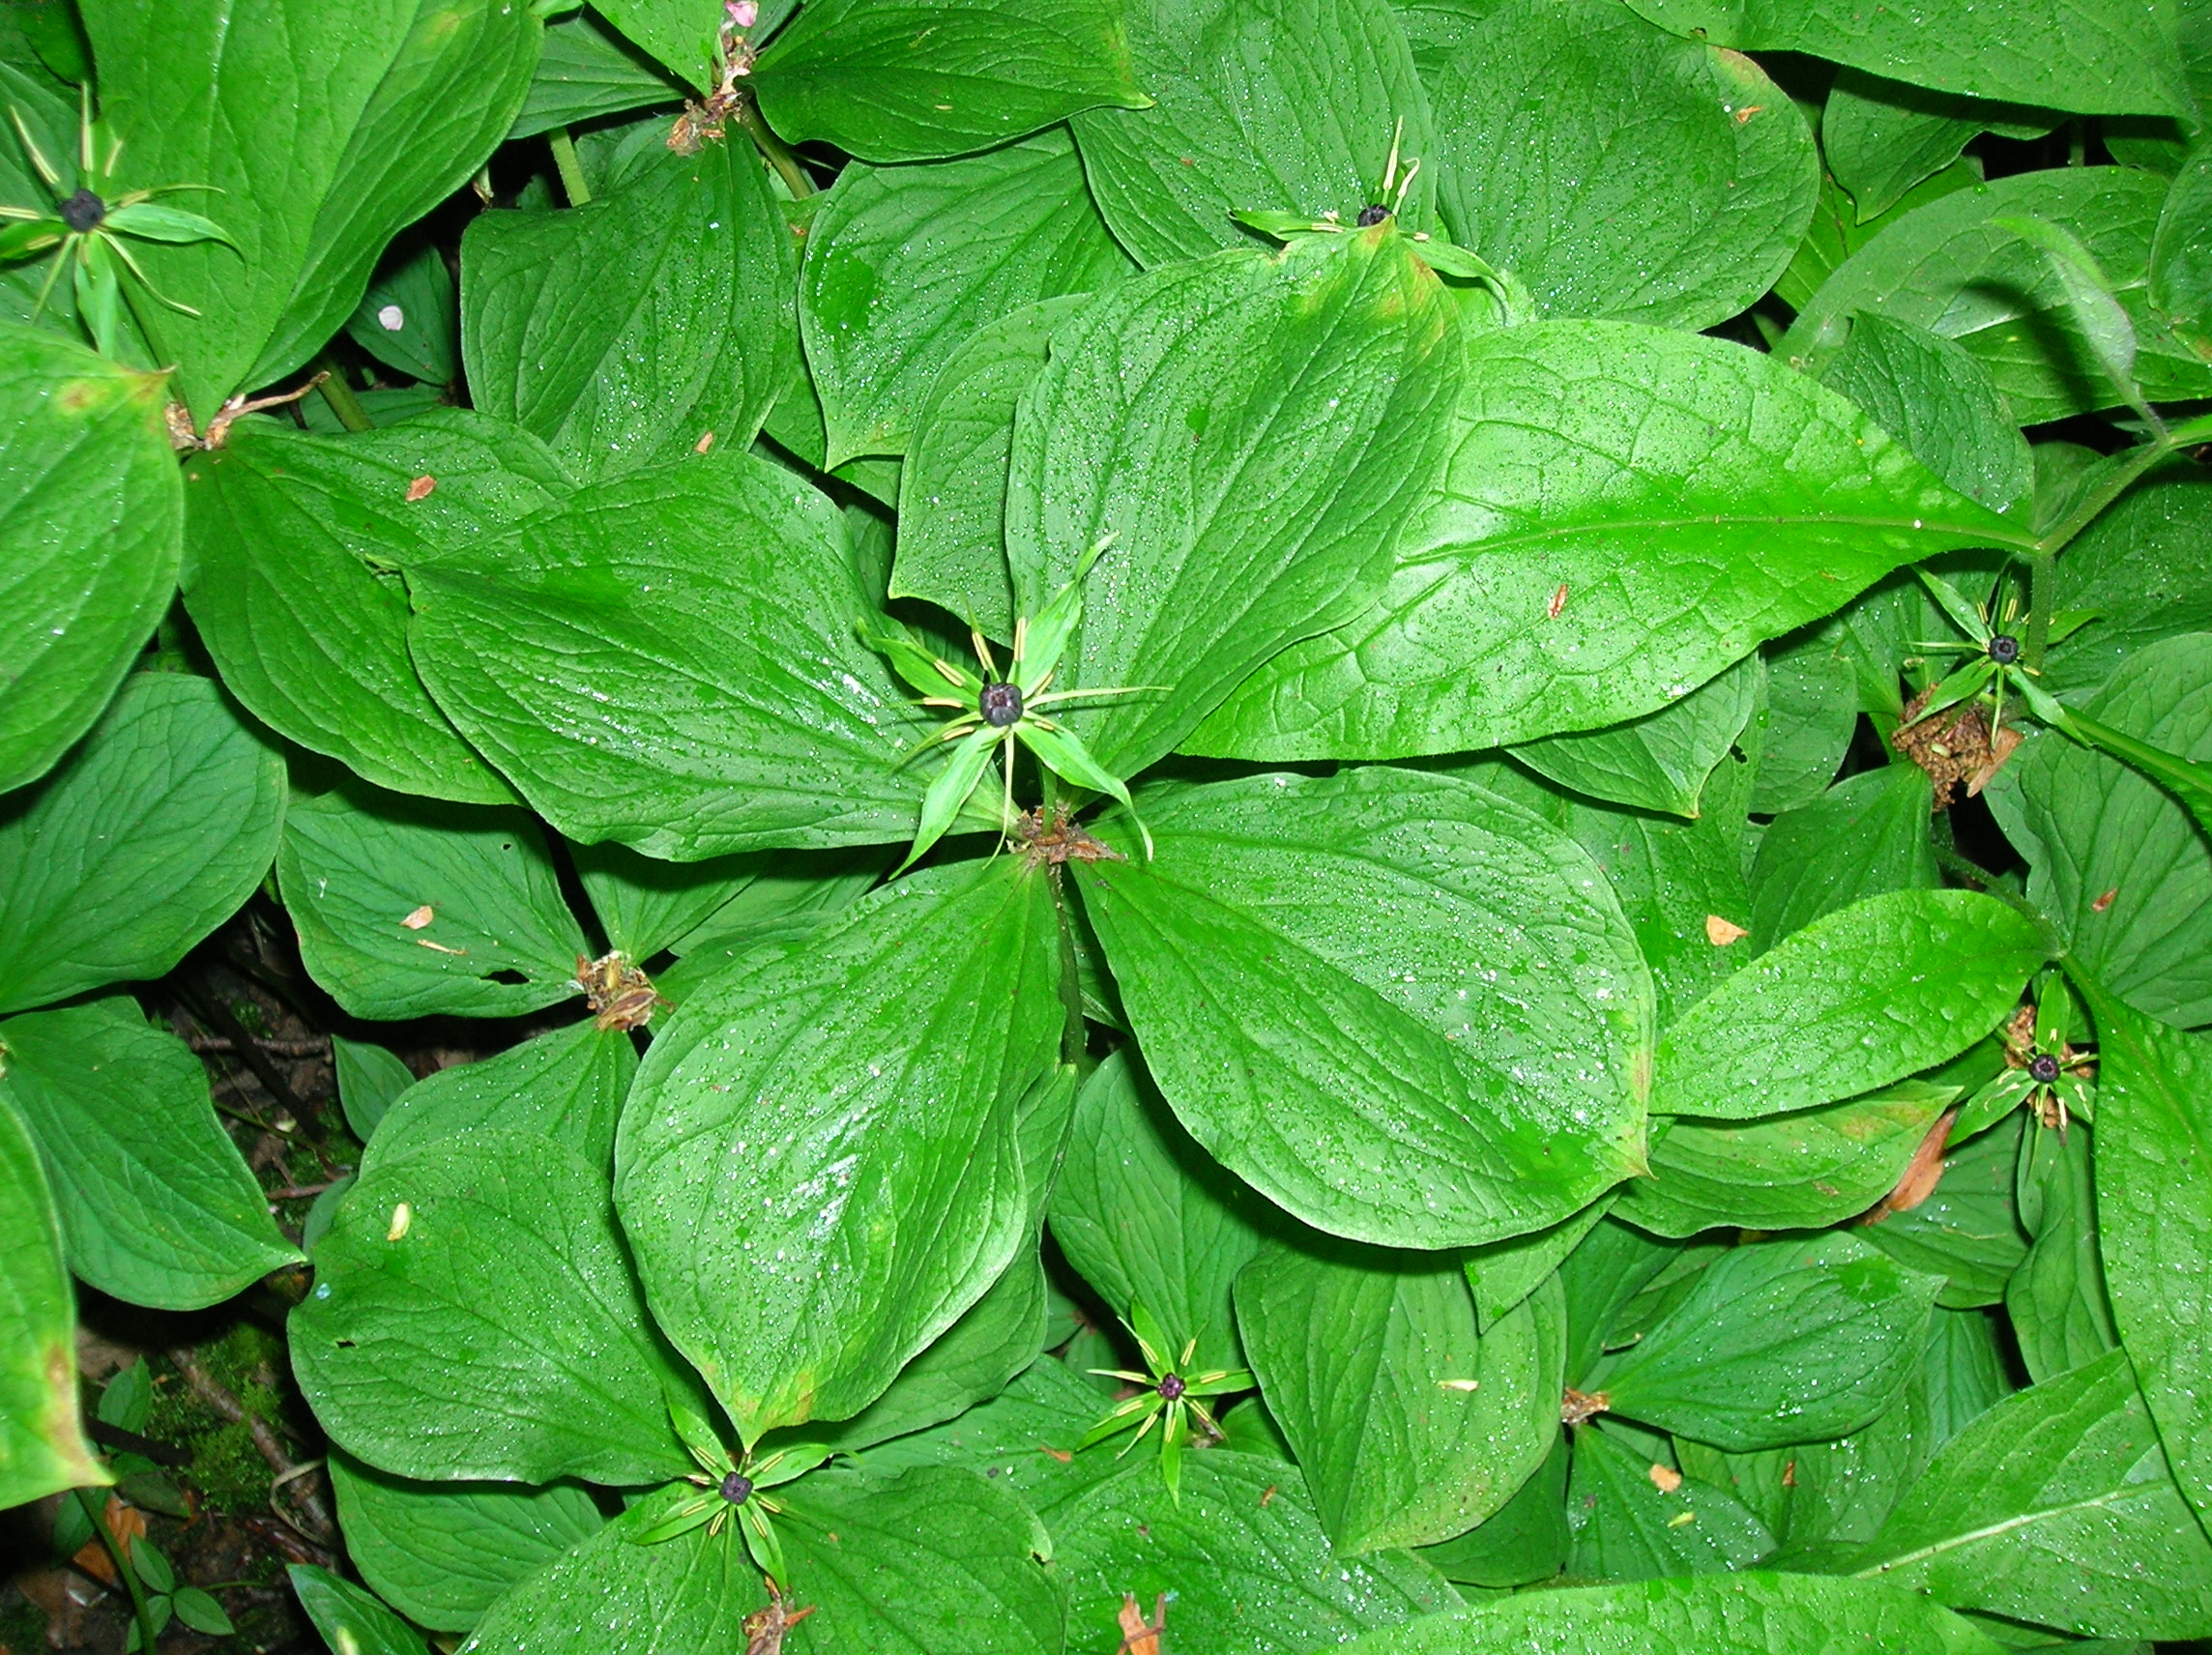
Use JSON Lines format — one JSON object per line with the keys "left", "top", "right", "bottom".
{"left": 2028, "top": 1053, "right": 2061, "bottom": 1085}
{"left": 978, "top": 681, "right": 1023, "bottom": 728}
{"left": 718, "top": 1472, "right": 753, "bottom": 1506}
{"left": 1988, "top": 634, "right": 2021, "bottom": 664}
{"left": 1156, "top": 1373, "right": 1186, "bottom": 1401}
{"left": 60, "top": 189, "right": 105, "bottom": 232}
{"left": 1355, "top": 204, "right": 1389, "bottom": 227}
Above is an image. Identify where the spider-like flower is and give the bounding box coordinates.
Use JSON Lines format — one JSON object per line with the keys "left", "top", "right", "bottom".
{"left": 2, "top": 94, "right": 236, "bottom": 359}
{"left": 631, "top": 1399, "right": 799, "bottom": 1584}
{"left": 1964, "top": 989, "right": 2096, "bottom": 1139}
{"left": 862, "top": 537, "right": 1154, "bottom": 872}
{"left": 1078, "top": 1301, "right": 1250, "bottom": 1503}
{"left": 1901, "top": 567, "right": 2093, "bottom": 740}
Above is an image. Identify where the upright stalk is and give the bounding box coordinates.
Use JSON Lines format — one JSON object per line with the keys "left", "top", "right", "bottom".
{"left": 1047, "top": 862, "right": 1087, "bottom": 1067}
{"left": 313, "top": 358, "right": 372, "bottom": 433}
{"left": 548, "top": 127, "right": 592, "bottom": 207}
{"left": 74, "top": 1488, "right": 160, "bottom": 1655}
{"left": 737, "top": 95, "right": 814, "bottom": 199}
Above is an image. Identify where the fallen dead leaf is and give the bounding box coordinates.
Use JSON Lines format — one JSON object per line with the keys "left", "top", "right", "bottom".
{"left": 2091, "top": 887, "right": 2117, "bottom": 914}
{"left": 413, "top": 938, "right": 468, "bottom": 956}
{"left": 405, "top": 475, "right": 436, "bottom": 502}
{"left": 1039, "top": 1443, "right": 1072, "bottom": 1464}
{"left": 1547, "top": 581, "right": 1569, "bottom": 620}
{"left": 1867, "top": 1106, "right": 1957, "bottom": 1220}
{"left": 399, "top": 905, "right": 434, "bottom": 929}
{"left": 1705, "top": 915, "right": 1748, "bottom": 946}
{"left": 1648, "top": 1463, "right": 1682, "bottom": 1493}
{"left": 1437, "top": 1379, "right": 1480, "bottom": 1392}
{"left": 1118, "top": 1592, "right": 1167, "bottom": 1655}
{"left": 695, "top": 430, "right": 715, "bottom": 454}
{"left": 1260, "top": 1484, "right": 1277, "bottom": 1507}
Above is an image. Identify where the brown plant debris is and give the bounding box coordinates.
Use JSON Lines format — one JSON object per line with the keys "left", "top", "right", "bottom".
{"left": 1561, "top": 1386, "right": 1611, "bottom": 1426}
{"left": 574, "top": 951, "right": 670, "bottom": 1031}
{"left": 1014, "top": 803, "right": 1124, "bottom": 868}
{"left": 1866, "top": 1105, "right": 1958, "bottom": 1221}
{"left": 742, "top": 1579, "right": 816, "bottom": 1655}
{"left": 1118, "top": 1593, "right": 1168, "bottom": 1655}
{"left": 1892, "top": 685, "right": 2022, "bottom": 807}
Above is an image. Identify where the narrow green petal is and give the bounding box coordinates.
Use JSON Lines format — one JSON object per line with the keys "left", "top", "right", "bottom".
{"left": 861, "top": 618, "right": 981, "bottom": 701}
{"left": 897, "top": 724, "right": 1001, "bottom": 874}
{"left": 1914, "top": 566, "right": 1993, "bottom": 643}
{"left": 104, "top": 200, "right": 237, "bottom": 248}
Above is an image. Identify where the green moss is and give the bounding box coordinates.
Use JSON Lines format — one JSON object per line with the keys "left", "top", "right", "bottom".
{"left": 145, "top": 1323, "right": 295, "bottom": 1514}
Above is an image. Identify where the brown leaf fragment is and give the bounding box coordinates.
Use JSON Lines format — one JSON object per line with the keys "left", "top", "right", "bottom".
{"left": 399, "top": 905, "right": 435, "bottom": 929}
{"left": 1561, "top": 1386, "right": 1611, "bottom": 1425}
{"left": 742, "top": 1580, "right": 816, "bottom": 1655}
{"left": 405, "top": 475, "right": 436, "bottom": 503}
{"left": 1648, "top": 1463, "right": 1682, "bottom": 1493}
{"left": 1705, "top": 914, "right": 1748, "bottom": 946}
{"left": 413, "top": 938, "right": 468, "bottom": 956}
{"left": 695, "top": 430, "right": 715, "bottom": 453}
{"left": 1118, "top": 1593, "right": 1167, "bottom": 1655}
{"left": 2091, "top": 886, "right": 2117, "bottom": 914}
{"left": 1547, "top": 581, "right": 1569, "bottom": 619}
{"left": 1260, "top": 1484, "right": 1277, "bottom": 1507}
{"left": 1866, "top": 1105, "right": 1957, "bottom": 1220}
{"left": 1039, "top": 1443, "right": 1072, "bottom": 1464}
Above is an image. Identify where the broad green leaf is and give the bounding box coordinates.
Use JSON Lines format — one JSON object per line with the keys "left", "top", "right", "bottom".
{"left": 1412, "top": 1433, "right": 1568, "bottom": 1588}
{"left": 0, "top": 1088, "right": 105, "bottom": 1507}
{"left": 1559, "top": 1217, "right": 1693, "bottom": 1388}
{"left": 1429, "top": 0, "right": 1815, "bottom": 330}
{"left": 1192, "top": 320, "right": 2030, "bottom": 762}
{"left": 846, "top": 1348, "right": 1110, "bottom": 1494}
{"left": 82, "top": 0, "right": 541, "bottom": 422}
{"left": 2046, "top": 464, "right": 2212, "bottom": 693}
{"left": 1565, "top": 1420, "right": 1775, "bottom": 1579}
{"left": 509, "top": 9, "right": 684, "bottom": 138}
{"left": 1780, "top": 168, "right": 2212, "bottom": 426}
{"left": 345, "top": 238, "right": 457, "bottom": 387}
{"left": 1618, "top": 0, "right": 2188, "bottom": 115}
{"left": 333, "top": 1038, "right": 415, "bottom": 1145}
{"left": 800, "top": 131, "right": 1129, "bottom": 466}
{"left": 1748, "top": 764, "right": 1940, "bottom": 950}
{"left": 774, "top": 1466, "right": 1064, "bottom": 1651}
{"left": 0, "top": 325, "right": 182, "bottom": 795}
{"left": 363, "top": 1019, "right": 638, "bottom": 1176}
{"left": 1650, "top": 890, "right": 2045, "bottom": 1121}
{"left": 1068, "top": 0, "right": 1434, "bottom": 266}
{"left": 180, "top": 412, "right": 568, "bottom": 805}
{"left": 1463, "top": 1196, "right": 1611, "bottom": 1332}
{"left": 1077, "top": 769, "right": 1652, "bottom": 1249}
{"left": 292, "top": 1128, "right": 692, "bottom": 1486}
{"left": 1046, "top": 1049, "right": 1269, "bottom": 1376}
{"left": 1755, "top": 632, "right": 1860, "bottom": 814}
{"left": 278, "top": 786, "right": 587, "bottom": 1021}
{"left": 751, "top": 0, "right": 1147, "bottom": 163}
{"left": 1599, "top": 1234, "right": 1944, "bottom": 1452}
{"left": 570, "top": 839, "right": 774, "bottom": 964}
{"left": 1819, "top": 315, "right": 2034, "bottom": 520}
{"left": 1045, "top": 1448, "right": 1458, "bottom": 1653}
{"left": 289, "top": 1565, "right": 428, "bottom": 1655}
{"left": 1777, "top": 157, "right": 1984, "bottom": 315}
{"left": 1333, "top": 1570, "right": 2013, "bottom": 1653}
{"left": 1861, "top": 1113, "right": 2029, "bottom": 1309}
{"left": 463, "top": 141, "right": 795, "bottom": 481}
{"left": 1922, "top": 1306, "right": 2013, "bottom": 1450}
{"left": 616, "top": 857, "right": 1059, "bottom": 1442}
{"left": 0, "top": 673, "right": 283, "bottom": 1015}
{"left": 2008, "top": 1120, "right": 2118, "bottom": 1383}
{"left": 1510, "top": 654, "right": 1759, "bottom": 819}
{"left": 1848, "top": 1350, "right": 2212, "bottom": 1640}
{"left": 0, "top": 998, "right": 301, "bottom": 1309}
{"left": 326, "top": 1452, "right": 603, "bottom": 1634}
{"left": 893, "top": 296, "right": 1090, "bottom": 637}
{"left": 437, "top": 1496, "right": 750, "bottom": 1655}
{"left": 583, "top": 0, "right": 721, "bottom": 87}
{"left": 1006, "top": 228, "right": 1463, "bottom": 777}
{"left": 1615, "top": 1084, "right": 1953, "bottom": 1238}
{"left": 1822, "top": 70, "right": 2054, "bottom": 223}
{"left": 2078, "top": 982, "right": 2212, "bottom": 1530}
{"left": 405, "top": 452, "right": 926, "bottom": 859}
{"left": 1236, "top": 1242, "right": 1562, "bottom": 1553}
{"left": 768, "top": 1245, "right": 1049, "bottom": 1464}
{"left": 2153, "top": 145, "right": 2212, "bottom": 358}
{"left": 1990, "top": 633, "right": 2212, "bottom": 1028}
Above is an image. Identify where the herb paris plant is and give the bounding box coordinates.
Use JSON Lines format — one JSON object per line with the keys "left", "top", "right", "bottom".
{"left": 3, "top": 0, "right": 2212, "bottom": 1651}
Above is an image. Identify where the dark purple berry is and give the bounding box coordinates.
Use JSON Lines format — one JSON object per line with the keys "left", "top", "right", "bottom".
{"left": 59, "top": 189, "right": 105, "bottom": 233}
{"left": 1156, "top": 1373, "right": 1186, "bottom": 1401}
{"left": 1988, "top": 634, "right": 2021, "bottom": 665}
{"left": 2028, "top": 1053, "right": 2061, "bottom": 1084}
{"left": 1355, "top": 204, "right": 1389, "bottom": 227}
{"left": 978, "top": 681, "right": 1023, "bottom": 728}
{"left": 718, "top": 1472, "right": 753, "bottom": 1506}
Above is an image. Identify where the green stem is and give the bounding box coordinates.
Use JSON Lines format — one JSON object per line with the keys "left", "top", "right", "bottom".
{"left": 75, "top": 1488, "right": 160, "bottom": 1655}
{"left": 548, "top": 127, "right": 592, "bottom": 206}
{"left": 1047, "top": 862, "right": 1086, "bottom": 1067}
{"left": 2023, "top": 548, "right": 2056, "bottom": 672}
{"left": 313, "top": 361, "right": 372, "bottom": 433}
{"left": 736, "top": 93, "right": 813, "bottom": 199}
